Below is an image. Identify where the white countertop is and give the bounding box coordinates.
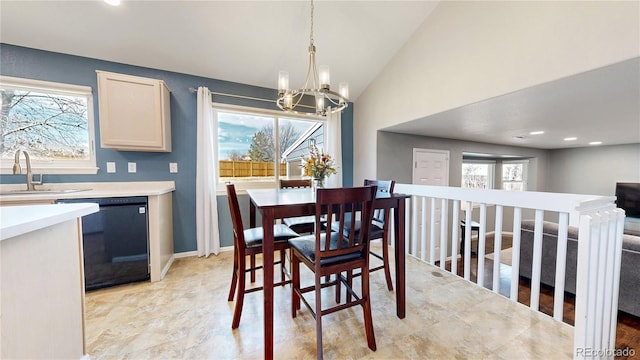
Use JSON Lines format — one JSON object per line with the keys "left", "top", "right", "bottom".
{"left": 0, "top": 203, "right": 99, "bottom": 241}
{"left": 0, "top": 181, "right": 175, "bottom": 203}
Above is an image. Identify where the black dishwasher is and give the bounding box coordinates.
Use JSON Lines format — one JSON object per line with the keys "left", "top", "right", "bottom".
{"left": 56, "top": 196, "right": 150, "bottom": 290}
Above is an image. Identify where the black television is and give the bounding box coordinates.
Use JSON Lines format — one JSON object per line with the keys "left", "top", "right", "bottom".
{"left": 615, "top": 182, "right": 640, "bottom": 219}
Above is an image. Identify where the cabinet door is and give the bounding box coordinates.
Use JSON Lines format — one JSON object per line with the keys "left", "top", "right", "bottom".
{"left": 97, "top": 71, "right": 171, "bottom": 152}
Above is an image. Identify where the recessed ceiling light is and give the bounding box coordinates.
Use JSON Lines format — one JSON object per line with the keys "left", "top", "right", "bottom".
{"left": 104, "top": 0, "right": 120, "bottom": 6}
{"left": 589, "top": 141, "right": 603, "bottom": 145}
{"left": 529, "top": 131, "right": 544, "bottom": 135}
{"left": 563, "top": 137, "right": 577, "bottom": 141}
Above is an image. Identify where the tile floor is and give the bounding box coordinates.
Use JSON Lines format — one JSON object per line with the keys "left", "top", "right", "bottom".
{"left": 85, "top": 244, "right": 573, "bottom": 359}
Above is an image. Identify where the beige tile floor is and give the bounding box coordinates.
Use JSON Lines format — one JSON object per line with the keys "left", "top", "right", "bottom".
{"left": 85, "top": 244, "right": 573, "bottom": 359}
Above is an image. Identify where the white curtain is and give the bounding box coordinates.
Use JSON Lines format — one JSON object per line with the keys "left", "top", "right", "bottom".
{"left": 195, "top": 86, "right": 220, "bottom": 257}
{"left": 325, "top": 109, "right": 343, "bottom": 188}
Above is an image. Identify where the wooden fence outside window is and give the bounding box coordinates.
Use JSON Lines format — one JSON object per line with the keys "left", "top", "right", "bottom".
{"left": 219, "top": 160, "right": 287, "bottom": 177}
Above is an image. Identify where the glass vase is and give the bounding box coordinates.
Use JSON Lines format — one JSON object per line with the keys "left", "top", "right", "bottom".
{"left": 312, "top": 178, "right": 324, "bottom": 192}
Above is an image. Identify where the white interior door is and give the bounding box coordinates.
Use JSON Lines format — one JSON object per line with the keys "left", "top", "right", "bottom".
{"left": 412, "top": 149, "right": 449, "bottom": 186}
{"left": 412, "top": 149, "right": 450, "bottom": 261}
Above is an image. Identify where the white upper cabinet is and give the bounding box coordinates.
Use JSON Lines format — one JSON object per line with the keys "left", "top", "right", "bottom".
{"left": 97, "top": 71, "right": 171, "bottom": 152}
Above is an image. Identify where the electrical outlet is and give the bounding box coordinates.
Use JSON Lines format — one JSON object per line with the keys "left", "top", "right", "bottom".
{"left": 169, "top": 162, "right": 178, "bottom": 173}
{"left": 128, "top": 162, "right": 137, "bottom": 173}
{"left": 106, "top": 162, "right": 116, "bottom": 173}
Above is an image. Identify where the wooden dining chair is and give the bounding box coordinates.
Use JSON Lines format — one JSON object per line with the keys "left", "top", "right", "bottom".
{"left": 289, "top": 186, "right": 378, "bottom": 359}
{"left": 280, "top": 179, "right": 315, "bottom": 234}
{"left": 225, "top": 183, "right": 299, "bottom": 329}
{"left": 330, "top": 179, "right": 396, "bottom": 291}
{"left": 279, "top": 179, "right": 312, "bottom": 189}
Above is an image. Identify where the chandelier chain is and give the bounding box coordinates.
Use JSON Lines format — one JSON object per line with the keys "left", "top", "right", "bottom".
{"left": 310, "top": 0, "right": 315, "bottom": 45}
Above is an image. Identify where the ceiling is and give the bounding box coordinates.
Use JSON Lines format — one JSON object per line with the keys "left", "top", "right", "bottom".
{"left": 384, "top": 57, "right": 640, "bottom": 150}
{"left": 1, "top": 0, "right": 638, "bottom": 150}
{"left": 0, "top": 0, "right": 436, "bottom": 101}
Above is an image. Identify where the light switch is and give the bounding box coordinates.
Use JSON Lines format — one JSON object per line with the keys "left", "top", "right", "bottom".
{"left": 128, "top": 162, "right": 137, "bottom": 173}
{"left": 106, "top": 162, "right": 116, "bottom": 173}
{"left": 169, "top": 162, "right": 178, "bottom": 173}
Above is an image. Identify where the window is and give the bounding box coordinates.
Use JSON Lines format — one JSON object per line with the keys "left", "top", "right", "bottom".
{"left": 1, "top": 76, "right": 97, "bottom": 174}
{"left": 502, "top": 160, "right": 528, "bottom": 191}
{"left": 215, "top": 106, "right": 324, "bottom": 187}
{"left": 461, "top": 161, "right": 495, "bottom": 189}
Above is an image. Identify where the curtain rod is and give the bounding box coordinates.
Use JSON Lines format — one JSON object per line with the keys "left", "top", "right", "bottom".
{"left": 188, "top": 87, "right": 315, "bottom": 110}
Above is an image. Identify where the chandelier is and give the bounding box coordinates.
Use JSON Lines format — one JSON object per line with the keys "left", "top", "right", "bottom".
{"left": 277, "top": 0, "right": 349, "bottom": 117}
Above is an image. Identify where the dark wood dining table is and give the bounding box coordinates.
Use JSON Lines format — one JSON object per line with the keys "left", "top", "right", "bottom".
{"left": 246, "top": 187, "right": 410, "bottom": 359}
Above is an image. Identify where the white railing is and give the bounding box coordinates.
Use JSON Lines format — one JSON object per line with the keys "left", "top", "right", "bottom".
{"left": 392, "top": 184, "right": 625, "bottom": 360}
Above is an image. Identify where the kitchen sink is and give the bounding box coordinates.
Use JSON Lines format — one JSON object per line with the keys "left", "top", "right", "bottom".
{"left": 0, "top": 188, "right": 91, "bottom": 196}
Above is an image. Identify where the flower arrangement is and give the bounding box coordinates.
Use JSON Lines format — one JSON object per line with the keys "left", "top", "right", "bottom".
{"left": 302, "top": 145, "right": 336, "bottom": 185}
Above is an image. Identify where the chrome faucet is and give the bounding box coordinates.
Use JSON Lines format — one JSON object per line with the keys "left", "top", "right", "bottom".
{"left": 13, "top": 150, "right": 43, "bottom": 191}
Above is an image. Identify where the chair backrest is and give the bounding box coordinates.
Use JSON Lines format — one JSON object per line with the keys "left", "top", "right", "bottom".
{"left": 280, "top": 179, "right": 312, "bottom": 189}
{"left": 314, "top": 186, "right": 377, "bottom": 266}
{"left": 364, "top": 179, "right": 395, "bottom": 227}
{"left": 226, "top": 184, "right": 246, "bottom": 253}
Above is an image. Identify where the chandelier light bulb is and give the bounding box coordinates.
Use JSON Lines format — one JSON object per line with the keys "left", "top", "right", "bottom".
{"left": 316, "top": 95, "right": 325, "bottom": 114}
{"left": 284, "top": 94, "right": 293, "bottom": 109}
{"left": 278, "top": 71, "right": 289, "bottom": 93}
{"left": 319, "top": 65, "right": 330, "bottom": 89}
{"left": 339, "top": 82, "right": 349, "bottom": 103}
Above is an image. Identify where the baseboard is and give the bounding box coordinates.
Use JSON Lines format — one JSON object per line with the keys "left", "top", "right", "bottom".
{"left": 174, "top": 251, "right": 197, "bottom": 258}
{"left": 173, "top": 246, "right": 234, "bottom": 259}
{"left": 160, "top": 255, "right": 175, "bottom": 279}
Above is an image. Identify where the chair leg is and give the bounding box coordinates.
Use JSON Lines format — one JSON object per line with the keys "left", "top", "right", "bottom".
{"left": 250, "top": 254, "right": 257, "bottom": 282}
{"left": 346, "top": 270, "right": 353, "bottom": 302}
{"left": 335, "top": 271, "right": 341, "bottom": 303}
{"left": 315, "top": 274, "right": 324, "bottom": 360}
{"left": 280, "top": 249, "right": 287, "bottom": 284}
{"left": 291, "top": 253, "right": 300, "bottom": 317}
{"left": 361, "top": 266, "right": 377, "bottom": 351}
{"left": 382, "top": 239, "right": 394, "bottom": 291}
{"left": 227, "top": 248, "right": 239, "bottom": 301}
{"left": 231, "top": 254, "right": 247, "bottom": 329}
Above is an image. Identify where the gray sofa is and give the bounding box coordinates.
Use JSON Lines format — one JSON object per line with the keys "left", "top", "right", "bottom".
{"left": 519, "top": 220, "right": 640, "bottom": 318}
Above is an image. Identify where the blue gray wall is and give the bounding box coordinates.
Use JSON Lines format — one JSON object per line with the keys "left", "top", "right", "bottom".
{"left": 0, "top": 44, "right": 354, "bottom": 251}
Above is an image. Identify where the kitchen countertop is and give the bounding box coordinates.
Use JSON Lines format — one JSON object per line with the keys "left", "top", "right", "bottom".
{"left": 0, "top": 181, "right": 175, "bottom": 203}
{"left": 0, "top": 202, "right": 99, "bottom": 241}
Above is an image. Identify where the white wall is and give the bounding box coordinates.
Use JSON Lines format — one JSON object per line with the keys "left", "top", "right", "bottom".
{"left": 547, "top": 143, "right": 640, "bottom": 196}
{"left": 354, "top": 1, "right": 640, "bottom": 184}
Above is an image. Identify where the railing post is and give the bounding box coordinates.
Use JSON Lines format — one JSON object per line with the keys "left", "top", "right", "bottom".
{"left": 553, "top": 212, "right": 570, "bottom": 320}
{"left": 451, "top": 200, "right": 460, "bottom": 276}
{"left": 492, "top": 205, "right": 503, "bottom": 294}
{"left": 510, "top": 207, "right": 522, "bottom": 301}
{"left": 573, "top": 200, "right": 624, "bottom": 360}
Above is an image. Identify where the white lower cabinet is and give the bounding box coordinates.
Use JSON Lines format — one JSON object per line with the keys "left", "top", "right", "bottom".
{"left": 1, "top": 218, "right": 86, "bottom": 358}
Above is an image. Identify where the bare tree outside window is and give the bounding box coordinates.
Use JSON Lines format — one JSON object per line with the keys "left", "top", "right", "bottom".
{"left": 227, "top": 151, "right": 247, "bottom": 161}
{"left": 502, "top": 161, "right": 527, "bottom": 191}
{"left": 462, "top": 163, "right": 492, "bottom": 189}
{"left": 0, "top": 76, "right": 96, "bottom": 174}
{"left": 1, "top": 89, "right": 90, "bottom": 160}
{"left": 247, "top": 122, "right": 301, "bottom": 162}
